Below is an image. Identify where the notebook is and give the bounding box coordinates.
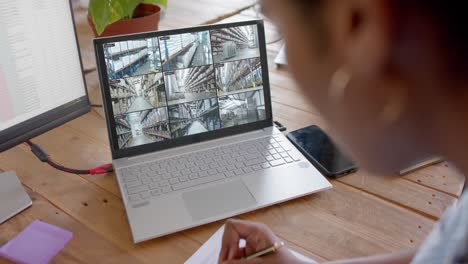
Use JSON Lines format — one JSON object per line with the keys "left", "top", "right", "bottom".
{"left": 185, "top": 225, "right": 317, "bottom": 264}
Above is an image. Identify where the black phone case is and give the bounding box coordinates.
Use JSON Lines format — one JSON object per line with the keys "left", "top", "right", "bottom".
{"left": 287, "top": 127, "right": 357, "bottom": 178}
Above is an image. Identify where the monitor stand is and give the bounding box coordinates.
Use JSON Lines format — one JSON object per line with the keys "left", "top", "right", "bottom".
{"left": 0, "top": 171, "right": 32, "bottom": 224}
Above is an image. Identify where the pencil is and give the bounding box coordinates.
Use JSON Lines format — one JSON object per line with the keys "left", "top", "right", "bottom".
{"left": 244, "top": 241, "right": 285, "bottom": 260}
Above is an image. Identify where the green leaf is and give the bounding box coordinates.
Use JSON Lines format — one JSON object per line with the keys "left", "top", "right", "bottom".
{"left": 89, "top": 0, "right": 109, "bottom": 35}
{"left": 142, "top": 0, "right": 168, "bottom": 8}
{"left": 89, "top": 0, "right": 168, "bottom": 36}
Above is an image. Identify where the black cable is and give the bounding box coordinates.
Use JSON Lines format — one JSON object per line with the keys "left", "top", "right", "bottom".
{"left": 266, "top": 37, "right": 284, "bottom": 45}
{"left": 274, "top": 121, "right": 287, "bottom": 132}
{"left": 26, "top": 140, "right": 113, "bottom": 175}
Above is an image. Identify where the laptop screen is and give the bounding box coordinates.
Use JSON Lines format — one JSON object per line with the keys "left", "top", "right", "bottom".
{"left": 95, "top": 21, "right": 272, "bottom": 158}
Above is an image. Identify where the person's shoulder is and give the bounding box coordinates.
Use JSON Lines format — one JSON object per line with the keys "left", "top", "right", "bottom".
{"left": 411, "top": 191, "right": 468, "bottom": 264}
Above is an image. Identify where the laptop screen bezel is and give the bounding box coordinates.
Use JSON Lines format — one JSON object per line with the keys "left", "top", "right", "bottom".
{"left": 94, "top": 20, "right": 273, "bottom": 160}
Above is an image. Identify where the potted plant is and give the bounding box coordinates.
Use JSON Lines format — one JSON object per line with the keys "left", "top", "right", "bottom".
{"left": 88, "top": 0, "right": 168, "bottom": 37}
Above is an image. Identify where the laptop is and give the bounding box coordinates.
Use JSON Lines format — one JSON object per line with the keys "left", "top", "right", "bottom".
{"left": 94, "top": 20, "right": 332, "bottom": 243}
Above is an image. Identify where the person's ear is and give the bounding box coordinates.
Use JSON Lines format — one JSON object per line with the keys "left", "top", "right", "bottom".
{"left": 327, "top": 0, "right": 393, "bottom": 78}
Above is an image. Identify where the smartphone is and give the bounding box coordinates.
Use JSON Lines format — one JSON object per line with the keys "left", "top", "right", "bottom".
{"left": 287, "top": 125, "right": 358, "bottom": 178}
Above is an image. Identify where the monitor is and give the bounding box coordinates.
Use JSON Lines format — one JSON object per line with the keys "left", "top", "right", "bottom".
{"left": 94, "top": 21, "right": 272, "bottom": 159}
{"left": 0, "top": 0, "right": 90, "bottom": 152}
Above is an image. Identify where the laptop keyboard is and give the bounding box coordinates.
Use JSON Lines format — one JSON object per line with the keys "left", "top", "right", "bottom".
{"left": 118, "top": 134, "right": 302, "bottom": 203}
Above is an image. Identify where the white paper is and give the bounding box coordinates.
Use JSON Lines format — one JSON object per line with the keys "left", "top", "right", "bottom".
{"left": 274, "top": 45, "right": 287, "bottom": 66}
{"left": 185, "top": 225, "right": 317, "bottom": 264}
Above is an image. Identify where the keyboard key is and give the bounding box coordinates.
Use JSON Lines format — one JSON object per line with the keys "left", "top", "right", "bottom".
{"left": 280, "top": 143, "right": 293, "bottom": 151}
{"left": 252, "top": 165, "right": 262, "bottom": 171}
{"left": 217, "top": 167, "right": 227, "bottom": 173}
{"left": 224, "top": 171, "right": 235, "bottom": 178}
{"left": 273, "top": 154, "right": 282, "bottom": 160}
{"left": 226, "top": 165, "right": 236, "bottom": 171}
{"left": 149, "top": 183, "right": 159, "bottom": 190}
{"left": 209, "top": 163, "right": 219, "bottom": 169}
{"left": 235, "top": 163, "right": 245, "bottom": 169}
{"left": 247, "top": 148, "right": 258, "bottom": 154}
{"left": 158, "top": 180, "right": 169, "bottom": 187}
{"left": 162, "top": 173, "right": 171, "bottom": 180}
{"left": 141, "top": 178, "right": 151, "bottom": 185}
{"left": 200, "top": 164, "right": 210, "bottom": 171}
{"left": 276, "top": 148, "right": 286, "bottom": 154}
{"left": 162, "top": 187, "right": 172, "bottom": 193}
{"left": 179, "top": 176, "right": 189, "bottom": 182}
{"left": 169, "top": 178, "right": 179, "bottom": 185}
{"left": 189, "top": 173, "right": 199, "bottom": 180}
{"left": 181, "top": 169, "right": 191, "bottom": 175}
{"left": 124, "top": 176, "right": 138, "bottom": 183}
{"left": 172, "top": 171, "right": 182, "bottom": 177}
{"left": 243, "top": 167, "right": 253, "bottom": 174}
{"left": 151, "top": 189, "right": 161, "bottom": 196}
{"left": 234, "top": 169, "right": 244, "bottom": 175}
{"left": 288, "top": 151, "right": 301, "bottom": 161}
{"left": 244, "top": 154, "right": 259, "bottom": 160}
{"left": 140, "top": 191, "right": 151, "bottom": 199}
{"left": 280, "top": 152, "right": 289, "bottom": 158}
{"left": 126, "top": 181, "right": 142, "bottom": 189}
{"left": 269, "top": 159, "right": 286, "bottom": 167}
{"left": 190, "top": 167, "right": 201, "bottom": 173}
{"left": 172, "top": 174, "right": 225, "bottom": 191}
{"left": 244, "top": 158, "right": 265, "bottom": 166}
{"left": 147, "top": 171, "right": 159, "bottom": 177}
{"left": 120, "top": 168, "right": 130, "bottom": 174}
{"left": 261, "top": 163, "right": 271, "bottom": 169}
{"left": 186, "top": 162, "right": 196, "bottom": 168}
{"left": 127, "top": 185, "right": 148, "bottom": 195}
{"left": 236, "top": 156, "right": 246, "bottom": 162}
{"left": 285, "top": 157, "right": 293, "bottom": 163}
{"left": 198, "top": 171, "right": 208, "bottom": 178}
{"left": 129, "top": 194, "right": 140, "bottom": 202}
{"left": 266, "top": 156, "right": 274, "bottom": 161}
{"left": 208, "top": 169, "right": 218, "bottom": 175}
{"left": 152, "top": 177, "right": 162, "bottom": 183}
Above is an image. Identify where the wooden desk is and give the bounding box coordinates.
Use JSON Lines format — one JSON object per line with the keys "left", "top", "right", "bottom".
{"left": 1, "top": 2, "right": 465, "bottom": 263}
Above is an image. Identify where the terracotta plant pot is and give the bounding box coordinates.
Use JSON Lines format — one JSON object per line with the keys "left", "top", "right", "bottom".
{"left": 88, "top": 3, "right": 161, "bottom": 38}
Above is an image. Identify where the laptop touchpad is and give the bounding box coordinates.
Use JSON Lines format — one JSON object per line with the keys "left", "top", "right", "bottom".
{"left": 182, "top": 180, "right": 257, "bottom": 221}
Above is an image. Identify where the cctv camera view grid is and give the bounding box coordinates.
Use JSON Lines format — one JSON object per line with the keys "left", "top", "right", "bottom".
{"left": 103, "top": 25, "right": 266, "bottom": 149}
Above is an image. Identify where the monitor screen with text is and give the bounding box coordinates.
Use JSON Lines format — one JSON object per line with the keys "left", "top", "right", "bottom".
{"left": 0, "top": 1, "right": 87, "bottom": 132}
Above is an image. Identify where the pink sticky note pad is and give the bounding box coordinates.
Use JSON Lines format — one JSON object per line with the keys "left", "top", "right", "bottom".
{"left": 0, "top": 220, "right": 73, "bottom": 264}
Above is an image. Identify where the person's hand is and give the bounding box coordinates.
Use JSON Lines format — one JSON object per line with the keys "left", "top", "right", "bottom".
{"left": 218, "top": 219, "right": 303, "bottom": 264}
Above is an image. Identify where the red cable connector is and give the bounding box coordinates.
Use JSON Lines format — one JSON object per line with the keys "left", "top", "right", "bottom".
{"left": 89, "top": 164, "right": 114, "bottom": 175}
